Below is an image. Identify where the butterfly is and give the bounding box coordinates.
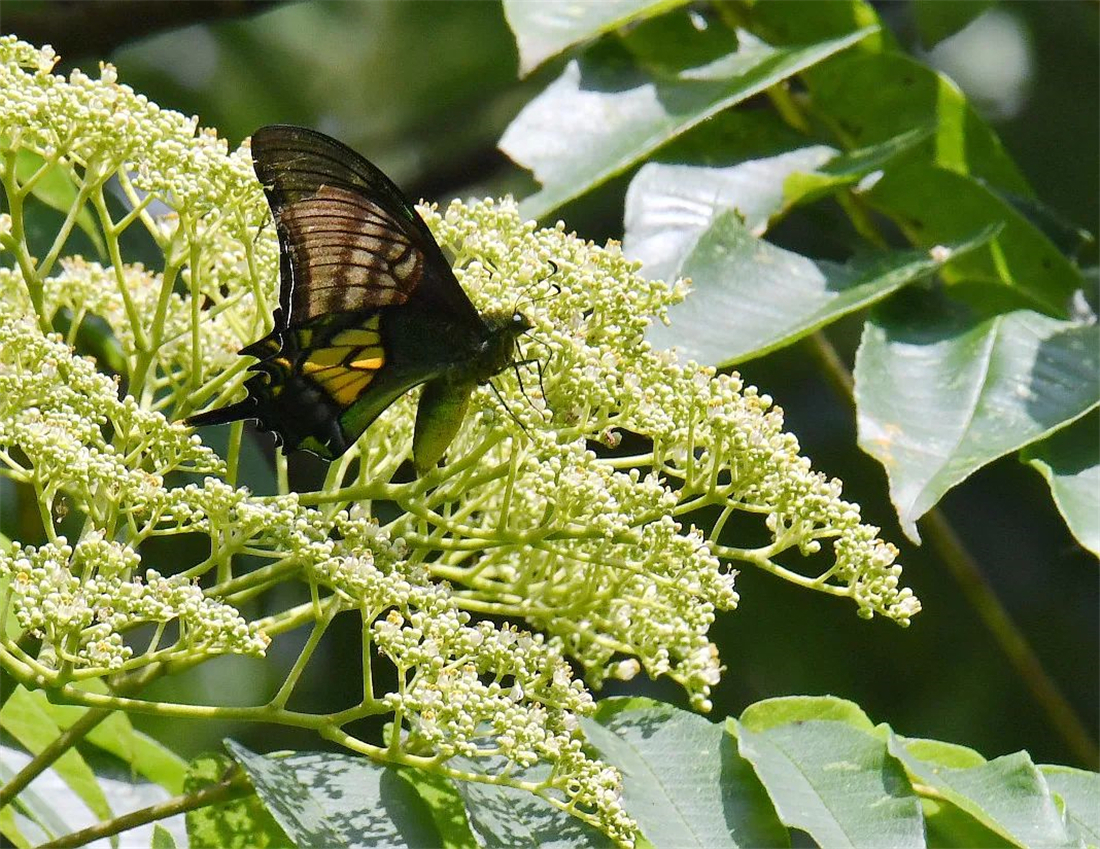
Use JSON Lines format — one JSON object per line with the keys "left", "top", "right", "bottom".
{"left": 185, "top": 124, "right": 533, "bottom": 474}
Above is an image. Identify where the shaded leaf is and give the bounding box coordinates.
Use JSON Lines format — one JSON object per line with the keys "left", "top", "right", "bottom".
{"left": 730, "top": 697, "right": 924, "bottom": 849}
{"left": 185, "top": 752, "right": 291, "bottom": 849}
{"left": 501, "top": 26, "right": 875, "bottom": 220}
{"left": 645, "top": 211, "right": 994, "bottom": 365}
{"left": 1022, "top": 410, "right": 1099, "bottom": 555}
{"left": 226, "top": 741, "right": 453, "bottom": 848}
{"left": 451, "top": 757, "right": 611, "bottom": 849}
{"left": 864, "top": 164, "right": 1084, "bottom": 317}
{"left": 888, "top": 733, "right": 1079, "bottom": 848}
{"left": 583, "top": 696, "right": 787, "bottom": 848}
{"left": 392, "top": 767, "right": 479, "bottom": 849}
{"left": 914, "top": 0, "right": 997, "bottom": 49}
{"left": 855, "top": 294, "right": 1099, "bottom": 542}
{"left": 781, "top": 125, "right": 934, "bottom": 210}
{"left": 984, "top": 185, "right": 1096, "bottom": 262}
{"left": 801, "top": 50, "right": 1030, "bottom": 194}
{"left": 502, "top": 0, "right": 690, "bottom": 76}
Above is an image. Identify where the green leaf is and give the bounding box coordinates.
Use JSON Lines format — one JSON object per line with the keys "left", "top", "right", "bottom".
{"left": 582, "top": 697, "right": 787, "bottom": 848}
{"left": 922, "top": 798, "right": 1016, "bottom": 848}
{"left": 854, "top": 294, "right": 1100, "bottom": 542}
{"left": 501, "top": 26, "right": 876, "bottom": 220}
{"left": 226, "top": 741, "right": 455, "bottom": 848}
{"left": 452, "top": 761, "right": 613, "bottom": 848}
{"left": 0, "top": 687, "right": 114, "bottom": 829}
{"left": 781, "top": 125, "right": 935, "bottom": 210}
{"left": 0, "top": 741, "right": 84, "bottom": 844}
{"left": 737, "top": 695, "right": 876, "bottom": 733}
{"left": 896, "top": 737, "right": 987, "bottom": 770}
{"left": 914, "top": 0, "right": 997, "bottom": 49}
{"left": 624, "top": 145, "right": 835, "bottom": 279}
{"left": 1041, "top": 765, "right": 1100, "bottom": 846}
{"left": 0, "top": 800, "right": 31, "bottom": 849}
{"left": 185, "top": 752, "right": 291, "bottom": 849}
{"left": 151, "top": 823, "right": 179, "bottom": 849}
{"left": 624, "top": 123, "right": 936, "bottom": 285}
{"left": 14, "top": 149, "right": 105, "bottom": 258}
{"left": 36, "top": 679, "right": 188, "bottom": 794}
{"left": 729, "top": 702, "right": 924, "bottom": 848}
{"left": 985, "top": 186, "right": 1096, "bottom": 263}
{"left": 802, "top": 50, "right": 1029, "bottom": 194}
{"left": 1022, "top": 410, "right": 1100, "bottom": 555}
{"left": 645, "top": 211, "right": 995, "bottom": 366}
{"left": 887, "top": 733, "right": 1079, "bottom": 848}
{"left": 391, "top": 767, "right": 479, "bottom": 849}
{"left": 864, "top": 164, "right": 1084, "bottom": 317}
{"left": 502, "top": 0, "right": 691, "bottom": 76}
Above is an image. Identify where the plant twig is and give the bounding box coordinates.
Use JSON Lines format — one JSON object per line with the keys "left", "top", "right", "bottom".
{"left": 35, "top": 766, "right": 251, "bottom": 849}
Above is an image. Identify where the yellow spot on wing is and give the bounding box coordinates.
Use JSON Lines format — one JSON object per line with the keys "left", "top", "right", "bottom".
{"left": 331, "top": 373, "right": 371, "bottom": 406}
{"left": 310, "top": 346, "right": 354, "bottom": 367}
{"left": 351, "top": 356, "right": 385, "bottom": 370}
{"left": 332, "top": 328, "right": 381, "bottom": 347}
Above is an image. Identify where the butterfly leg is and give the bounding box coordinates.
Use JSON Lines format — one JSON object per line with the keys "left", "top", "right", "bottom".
{"left": 512, "top": 357, "right": 551, "bottom": 419}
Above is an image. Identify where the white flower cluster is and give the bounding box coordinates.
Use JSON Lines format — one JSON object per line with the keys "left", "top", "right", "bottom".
{"left": 0, "top": 306, "right": 223, "bottom": 524}
{"left": 0, "top": 37, "right": 921, "bottom": 845}
{"left": 0, "top": 36, "right": 264, "bottom": 225}
{"left": 386, "top": 198, "right": 921, "bottom": 713}
{"left": 0, "top": 535, "right": 267, "bottom": 670}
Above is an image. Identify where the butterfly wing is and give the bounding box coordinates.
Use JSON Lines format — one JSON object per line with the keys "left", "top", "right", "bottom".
{"left": 250, "top": 124, "right": 484, "bottom": 329}
{"left": 186, "top": 125, "right": 489, "bottom": 459}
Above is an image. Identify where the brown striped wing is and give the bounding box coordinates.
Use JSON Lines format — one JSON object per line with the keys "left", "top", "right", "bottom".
{"left": 251, "top": 124, "right": 485, "bottom": 331}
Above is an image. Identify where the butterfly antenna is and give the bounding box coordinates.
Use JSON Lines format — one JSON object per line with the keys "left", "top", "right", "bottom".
{"left": 512, "top": 260, "right": 561, "bottom": 314}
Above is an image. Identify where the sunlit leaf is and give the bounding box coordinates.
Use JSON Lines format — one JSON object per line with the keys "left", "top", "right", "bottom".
{"left": 14, "top": 149, "right": 105, "bottom": 258}
{"left": 583, "top": 697, "right": 787, "bottom": 848}
{"left": 0, "top": 687, "right": 114, "bottom": 830}
{"left": 645, "top": 212, "right": 994, "bottom": 365}
{"left": 855, "top": 292, "right": 1099, "bottom": 542}
{"left": 888, "top": 733, "right": 1078, "bottom": 848}
{"left": 1041, "top": 765, "right": 1100, "bottom": 846}
{"left": 502, "top": 0, "right": 691, "bottom": 76}
{"left": 730, "top": 697, "right": 924, "bottom": 848}
{"left": 1022, "top": 411, "right": 1099, "bottom": 555}
{"left": 501, "top": 26, "right": 876, "bottom": 220}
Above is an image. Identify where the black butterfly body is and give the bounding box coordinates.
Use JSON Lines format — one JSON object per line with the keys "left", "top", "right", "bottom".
{"left": 185, "top": 125, "right": 531, "bottom": 472}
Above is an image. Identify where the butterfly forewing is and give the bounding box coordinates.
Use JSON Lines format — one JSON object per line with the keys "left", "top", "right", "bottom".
{"left": 251, "top": 125, "right": 483, "bottom": 329}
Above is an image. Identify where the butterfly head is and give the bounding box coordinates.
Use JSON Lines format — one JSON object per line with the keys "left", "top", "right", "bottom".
{"left": 475, "top": 309, "right": 533, "bottom": 384}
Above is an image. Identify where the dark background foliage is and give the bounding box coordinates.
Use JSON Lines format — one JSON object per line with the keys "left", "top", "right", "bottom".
{"left": 3, "top": 0, "right": 1096, "bottom": 771}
